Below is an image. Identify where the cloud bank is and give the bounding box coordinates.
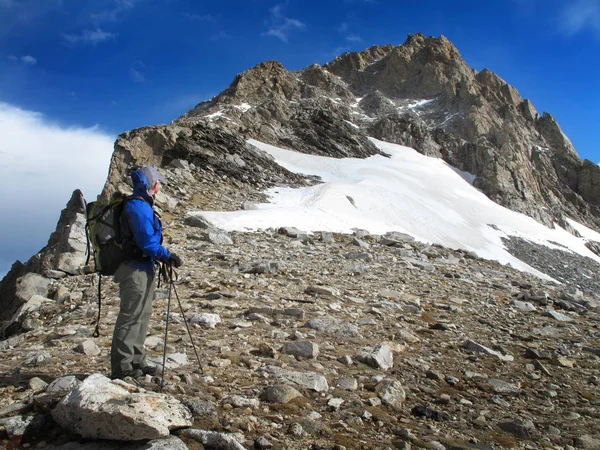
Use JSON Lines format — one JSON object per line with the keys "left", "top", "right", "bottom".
{"left": 0, "top": 103, "right": 115, "bottom": 278}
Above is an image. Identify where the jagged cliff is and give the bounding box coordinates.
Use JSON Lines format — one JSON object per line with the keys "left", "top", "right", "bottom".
{"left": 178, "top": 33, "right": 600, "bottom": 231}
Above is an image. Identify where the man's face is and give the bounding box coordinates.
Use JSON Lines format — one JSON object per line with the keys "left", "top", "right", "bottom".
{"left": 148, "top": 181, "right": 161, "bottom": 195}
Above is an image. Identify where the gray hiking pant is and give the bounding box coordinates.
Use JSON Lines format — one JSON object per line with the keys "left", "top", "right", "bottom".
{"left": 111, "top": 262, "right": 156, "bottom": 376}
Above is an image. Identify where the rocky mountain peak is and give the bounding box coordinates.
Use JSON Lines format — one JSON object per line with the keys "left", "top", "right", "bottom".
{"left": 174, "top": 33, "right": 600, "bottom": 230}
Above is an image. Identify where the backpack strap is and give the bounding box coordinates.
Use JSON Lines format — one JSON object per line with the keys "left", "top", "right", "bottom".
{"left": 92, "top": 274, "right": 102, "bottom": 338}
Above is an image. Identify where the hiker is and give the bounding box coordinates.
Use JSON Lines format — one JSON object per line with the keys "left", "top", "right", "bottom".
{"left": 110, "top": 166, "right": 182, "bottom": 380}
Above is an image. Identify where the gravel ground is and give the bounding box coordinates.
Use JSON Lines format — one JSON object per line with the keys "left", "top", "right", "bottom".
{"left": 502, "top": 236, "right": 600, "bottom": 298}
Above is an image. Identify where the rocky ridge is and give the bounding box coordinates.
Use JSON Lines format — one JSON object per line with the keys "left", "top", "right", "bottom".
{"left": 178, "top": 33, "right": 600, "bottom": 231}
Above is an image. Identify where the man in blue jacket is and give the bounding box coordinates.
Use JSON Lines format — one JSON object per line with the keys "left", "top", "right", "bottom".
{"left": 111, "top": 166, "right": 182, "bottom": 380}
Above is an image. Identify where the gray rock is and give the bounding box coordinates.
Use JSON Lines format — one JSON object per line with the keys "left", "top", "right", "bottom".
{"left": 6, "top": 294, "right": 54, "bottom": 332}
{"left": 395, "top": 329, "right": 420, "bottom": 344}
{"left": 170, "top": 158, "right": 190, "bottom": 170}
{"left": 205, "top": 231, "right": 234, "bottom": 246}
{"left": 179, "top": 398, "right": 218, "bottom": 423}
{"left": 319, "top": 231, "right": 334, "bottom": 243}
{"left": 5, "top": 414, "right": 35, "bottom": 437}
{"left": 546, "top": 309, "right": 575, "bottom": 322}
{"left": 380, "top": 232, "right": 415, "bottom": 246}
{"left": 0, "top": 402, "right": 28, "bottom": 418}
{"left": 178, "top": 429, "right": 246, "bottom": 450}
{"left": 74, "top": 339, "right": 101, "bottom": 356}
{"left": 513, "top": 300, "right": 536, "bottom": 312}
{"left": 263, "top": 366, "right": 329, "bottom": 392}
{"left": 281, "top": 341, "right": 319, "bottom": 358}
{"left": 47, "top": 376, "right": 83, "bottom": 394}
{"left": 498, "top": 418, "right": 536, "bottom": 438}
{"left": 327, "top": 397, "right": 344, "bottom": 411}
{"left": 305, "top": 316, "right": 361, "bottom": 337}
{"left": 23, "top": 350, "right": 52, "bottom": 366}
{"left": 261, "top": 385, "right": 302, "bottom": 403}
{"left": 241, "top": 201, "right": 258, "bottom": 210}
{"left": 184, "top": 214, "right": 215, "bottom": 229}
{"left": 43, "top": 435, "right": 189, "bottom": 450}
{"left": 289, "top": 422, "right": 304, "bottom": 437}
{"left": 149, "top": 352, "right": 189, "bottom": 369}
{"left": 225, "top": 395, "right": 260, "bottom": 408}
{"left": 51, "top": 374, "right": 192, "bottom": 440}
{"left": 336, "top": 377, "right": 358, "bottom": 391}
{"left": 337, "top": 355, "right": 353, "bottom": 365}
{"left": 14, "top": 272, "right": 52, "bottom": 309}
{"left": 487, "top": 379, "right": 522, "bottom": 395}
{"left": 305, "top": 285, "right": 340, "bottom": 297}
{"left": 279, "top": 227, "right": 308, "bottom": 239}
{"left": 462, "top": 340, "right": 514, "bottom": 361}
{"left": 239, "top": 260, "right": 278, "bottom": 274}
{"left": 375, "top": 378, "right": 406, "bottom": 411}
{"left": 575, "top": 435, "right": 600, "bottom": 449}
{"left": 356, "top": 344, "right": 394, "bottom": 370}
{"left": 255, "top": 436, "right": 273, "bottom": 449}
{"left": 353, "top": 237, "right": 369, "bottom": 248}
{"left": 29, "top": 377, "right": 48, "bottom": 392}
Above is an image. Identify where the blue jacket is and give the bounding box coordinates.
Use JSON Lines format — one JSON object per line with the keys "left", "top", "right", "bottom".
{"left": 123, "top": 169, "right": 171, "bottom": 273}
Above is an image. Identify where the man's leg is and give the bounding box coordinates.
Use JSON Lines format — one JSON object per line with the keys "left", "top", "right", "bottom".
{"left": 111, "top": 264, "right": 150, "bottom": 377}
{"left": 132, "top": 271, "right": 156, "bottom": 370}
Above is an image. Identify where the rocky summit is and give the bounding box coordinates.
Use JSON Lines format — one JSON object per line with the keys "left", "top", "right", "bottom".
{"left": 1, "top": 33, "right": 600, "bottom": 449}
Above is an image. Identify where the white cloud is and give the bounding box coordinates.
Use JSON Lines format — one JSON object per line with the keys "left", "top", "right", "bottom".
{"left": 346, "top": 34, "right": 362, "bottom": 42}
{"left": 337, "top": 22, "right": 349, "bottom": 33}
{"left": 559, "top": 0, "right": 600, "bottom": 37}
{"left": 183, "top": 12, "right": 213, "bottom": 21}
{"left": 0, "top": 102, "right": 114, "bottom": 277}
{"left": 210, "top": 30, "right": 231, "bottom": 41}
{"left": 130, "top": 60, "right": 146, "bottom": 82}
{"left": 91, "top": 0, "right": 136, "bottom": 22}
{"left": 21, "top": 55, "right": 36, "bottom": 65}
{"left": 62, "top": 28, "right": 117, "bottom": 46}
{"left": 7, "top": 55, "right": 37, "bottom": 65}
{"left": 264, "top": 3, "right": 305, "bottom": 43}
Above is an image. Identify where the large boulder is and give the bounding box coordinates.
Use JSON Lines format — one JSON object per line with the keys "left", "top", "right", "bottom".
{"left": 52, "top": 374, "right": 192, "bottom": 440}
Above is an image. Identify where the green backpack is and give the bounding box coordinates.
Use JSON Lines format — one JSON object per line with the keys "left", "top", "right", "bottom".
{"left": 84, "top": 192, "right": 143, "bottom": 336}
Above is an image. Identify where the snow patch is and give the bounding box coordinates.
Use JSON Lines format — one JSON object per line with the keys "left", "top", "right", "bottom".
{"left": 233, "top": 103, "right": 252, "bottom": 112}
{"left": 197, "top": 138, "right": 600, "bottom": 280}
{"left": 205, "top": 111, "right": 224, "bottom": 120}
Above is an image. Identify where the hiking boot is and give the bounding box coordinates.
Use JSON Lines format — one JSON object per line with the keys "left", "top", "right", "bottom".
{"left": 111, "top": 369, "right": 144, "bottom": 380}
{"left": 141, "top": 365, "right": 159, "bottom": 376}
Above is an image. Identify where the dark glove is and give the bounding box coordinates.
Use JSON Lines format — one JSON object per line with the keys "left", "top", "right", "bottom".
{"left": 167, "top": 253, "right": 182, "bottom": 268}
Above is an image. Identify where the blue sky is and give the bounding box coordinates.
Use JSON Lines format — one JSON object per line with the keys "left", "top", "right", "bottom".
{"left": 0, "top": 0, "right": 599, "bottom": 276}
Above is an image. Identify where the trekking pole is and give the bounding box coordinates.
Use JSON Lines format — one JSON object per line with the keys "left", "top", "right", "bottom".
{"left": 159, "top": 271, "right": 173, "bottom": 391}
{"left": 168, "top": 265, "right": 203, "bottom": 375}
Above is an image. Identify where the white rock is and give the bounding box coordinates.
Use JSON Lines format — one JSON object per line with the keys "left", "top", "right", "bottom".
{"left": 74, "top": 340, "right": 101, "bottom": 356}
{"left": 179, "top": 429, "right": 246, "bottom": 450}
{"left": 263, "top": 366, "right": 329, "bottom": 392}
{"left": 357, "top": 344, "right": 394, "bottom": 371}
{"left": 376, "top": 378, "right": 406, "bottom": 411}
{"left": 190, "top": 313, "right": 222, "bottom": 329}
{"left": 51, "top": 374, "right": 192, "bottom": 440}
{"left": 47, "top": 376, "right": 82, "bottom": 393}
